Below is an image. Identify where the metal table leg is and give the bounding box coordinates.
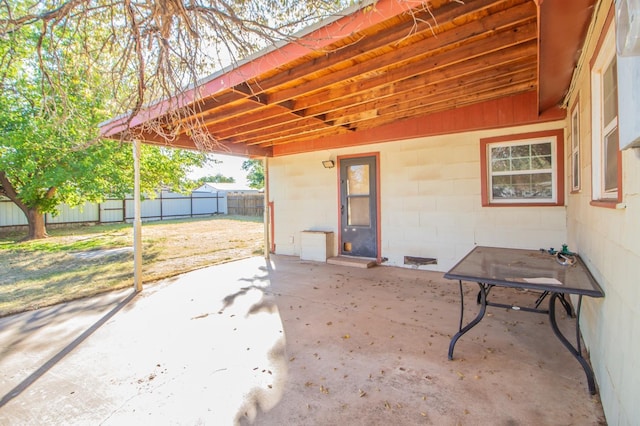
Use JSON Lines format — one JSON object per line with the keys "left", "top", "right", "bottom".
{"left": 558, "top": 293, "right": 575, "bottom": 317}
{"left": 534, "top": 290, "right": 549, "bottom": 309}
{"left": 549, "top": 293, "right": 597, "bottom": 394}
{"left": 449, "top": 281, "right": 487, "bottom": 360}
{"left": 476, "top": 284, "right": 493, "bottom": 304}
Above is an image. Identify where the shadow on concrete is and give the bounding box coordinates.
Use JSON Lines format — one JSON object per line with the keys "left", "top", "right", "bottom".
{"left": 0, "top": 290, "right": 136, "bottom": 363}
{"left": 0, "top": 291, "right": 137, "bottom": 408}
{"left": 0, "top": 256, "right": 606, "bottom": 424}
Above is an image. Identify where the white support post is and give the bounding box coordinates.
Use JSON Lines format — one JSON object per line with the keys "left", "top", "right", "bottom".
{"left": 133, "top": 140, "right": 143, "bottom": 292}
{"left": 263, "top": 156, "right": 270, "bottom": 260}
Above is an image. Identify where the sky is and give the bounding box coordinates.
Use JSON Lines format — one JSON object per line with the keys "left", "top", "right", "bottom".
{"left": 188, "top": 153, "right": 250, "bottom": 185}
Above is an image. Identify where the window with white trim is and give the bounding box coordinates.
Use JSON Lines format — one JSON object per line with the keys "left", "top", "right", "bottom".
{"left": 591, "top": 21, "right": 621, "bottom": 202}
{"left": 570, "top": 102, "right": 581, "bottom": 192}
{"left": 487, "top": 137, "right": 557, "bottom": 204}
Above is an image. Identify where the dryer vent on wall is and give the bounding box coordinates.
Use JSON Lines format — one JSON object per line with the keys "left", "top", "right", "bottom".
{"left": 404, "top": 256, "right": 437, "bottom": 266}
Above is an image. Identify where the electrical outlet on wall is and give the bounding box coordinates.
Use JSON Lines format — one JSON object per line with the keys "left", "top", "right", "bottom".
{"left": 289, "top": 235, "right": 294, "bottom": 244}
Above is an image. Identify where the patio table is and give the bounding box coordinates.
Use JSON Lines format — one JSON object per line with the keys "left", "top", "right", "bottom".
{"left": 444, "top": 246, "right": 604, "bottom": 394}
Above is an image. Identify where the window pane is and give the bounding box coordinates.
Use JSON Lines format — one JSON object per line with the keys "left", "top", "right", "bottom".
{"left": 531, "top": 143, "right": 551, "bottom": 156}
{"left": 531, "top": 173, "right": 553, "bottom": 198}
{"left": 604, "top": 128, "right": 619, "bottom": 192}
{"left": 573, "top": 151, "right": 580, "bottom": 190}
{"left": 492, "top": 159, "right": 509, "bottom": 172}
{"left": 348, "top": 197, "right": 370, "bottom": 226}
{"left": 491, "top": 146, "right": 510, "bottom": 159}
{"left": 511, "top": 145, "right": 530, "bottom": 158}
{"left": 515, "top": 175, "right": 532, "bottom": 197}
{"left": 603, "top": 59, "right": 618, "bottom": 125}
{"left": 532, "top": 156, "right": 552, "bottom": 169}
{"left": 511, "top": 174, "right": 531, "bottom": 195}
{"left": 347, "top": 165, "right": 369, "bottom": 195}
{"left": 492, "top": 175, "right": 514, "bottom": 199}
{"left": 492, "top": 173, "right": 552, "bottom": 199}
{"left": 571, "top": 110, "right": 580, "bottom": 190}
{"left": 511, "top": 158, "right": 531, "bottom": 170}
{"left": 572, "top": 113, "right": 580, "bottom": 150}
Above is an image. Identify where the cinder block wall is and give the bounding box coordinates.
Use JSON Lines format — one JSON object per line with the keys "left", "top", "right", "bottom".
{"left": 563, "top": 0, "right": 640, "bottom": 423}
{"left": 268, "top": 120, "right": 567, "bottom": 272}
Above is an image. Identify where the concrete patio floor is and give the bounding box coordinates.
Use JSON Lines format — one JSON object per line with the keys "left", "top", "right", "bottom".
{"left": 0, "top": 255, "right": 606, "bottom": 425}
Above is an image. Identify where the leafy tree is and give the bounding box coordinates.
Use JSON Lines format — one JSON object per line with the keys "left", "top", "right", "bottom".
{"left": 1, "top": 0, "right": 354, "bottom": 150}
{"left": 0, "top": 23, "right": 208, "bottom": 240}
{"left": 242, "top": 159, "right": 264, "bottom": 189}
{"left": 0, "top": 0, "right": 365, "bottom": 239}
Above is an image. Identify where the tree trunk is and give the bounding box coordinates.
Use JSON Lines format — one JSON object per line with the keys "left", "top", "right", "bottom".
{"left": 26, "top": 208, "right": 48, "bottom": 240}
{"left": 1, "top": 171, "right": 51, "bottom": 240}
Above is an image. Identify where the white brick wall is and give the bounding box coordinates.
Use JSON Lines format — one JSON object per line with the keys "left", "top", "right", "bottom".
{"left": 269, "top": 120, "right": 567, "bottom": 271}
{"left": 268, "top": 67, "right": 640, "bottom": 426}
{"left": 563, "top": 1, "right": 640, "bottom": 423}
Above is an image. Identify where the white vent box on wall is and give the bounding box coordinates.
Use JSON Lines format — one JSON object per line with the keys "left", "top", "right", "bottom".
{"left": 616, "top": 0, "right": 640, "bottom": 149}
{"left": 300, "top": 231, "right": 335, "bottom": 262}
{"left": 617, "top": 55, "right": 640, "bottom": 149}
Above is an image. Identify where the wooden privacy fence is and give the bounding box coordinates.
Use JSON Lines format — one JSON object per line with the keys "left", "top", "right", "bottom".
{"left": 227, "top": 194, "right": 264, "bottom": 217}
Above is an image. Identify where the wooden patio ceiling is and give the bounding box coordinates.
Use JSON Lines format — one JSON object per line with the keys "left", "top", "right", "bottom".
{"left": 101, "top": 0, "right": 596, "bottom": 157}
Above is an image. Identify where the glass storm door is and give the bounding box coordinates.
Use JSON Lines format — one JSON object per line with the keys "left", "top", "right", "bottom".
{"left": 339, "top": 156, "right": 377, "bottom": 258}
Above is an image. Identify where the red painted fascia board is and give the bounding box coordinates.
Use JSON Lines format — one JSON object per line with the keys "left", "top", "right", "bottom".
{"left": 100, "top": 0, "right": 414, "bottom": 138}
{"left": 272, "top": 91, "right": 566, "bottom": 157}
{"left": 538, "top": 0, "right": 597, "bottom": 113}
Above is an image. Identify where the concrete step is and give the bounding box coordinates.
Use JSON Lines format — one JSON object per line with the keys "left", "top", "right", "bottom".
{"left": 326, "top": 256, "right": 377, "bottom": 269}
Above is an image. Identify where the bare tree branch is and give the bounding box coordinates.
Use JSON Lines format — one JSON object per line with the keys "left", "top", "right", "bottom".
{"left": 1, "top": 0, "right": 435, "bottom": 151}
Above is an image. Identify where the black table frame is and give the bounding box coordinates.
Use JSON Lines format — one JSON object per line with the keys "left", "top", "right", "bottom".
{"left": 444, "top": 246, "right": 604, "bottom": 395}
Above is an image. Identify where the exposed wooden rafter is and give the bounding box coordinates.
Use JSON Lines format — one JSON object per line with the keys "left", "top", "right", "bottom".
{"left": 101, "top": 0, "right": 596, "bottom": 157}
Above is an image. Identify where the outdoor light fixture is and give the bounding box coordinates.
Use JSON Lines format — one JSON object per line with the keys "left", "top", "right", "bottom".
{"left": 322, "top": 160, "right": 335, "bottom": 168}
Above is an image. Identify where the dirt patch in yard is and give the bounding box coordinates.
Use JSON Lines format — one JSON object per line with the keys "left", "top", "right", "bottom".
{"left": 0, "top": 216, "right": 264, "bottom": 316}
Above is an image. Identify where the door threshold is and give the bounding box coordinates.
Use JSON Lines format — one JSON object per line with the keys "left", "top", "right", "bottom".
{"left": 327, "top": 256, "right": 377, "bottom": 269}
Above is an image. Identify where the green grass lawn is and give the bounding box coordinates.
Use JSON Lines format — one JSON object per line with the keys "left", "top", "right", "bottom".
{"left": 0, "top": 216, "right": 264, "bottom": 316}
